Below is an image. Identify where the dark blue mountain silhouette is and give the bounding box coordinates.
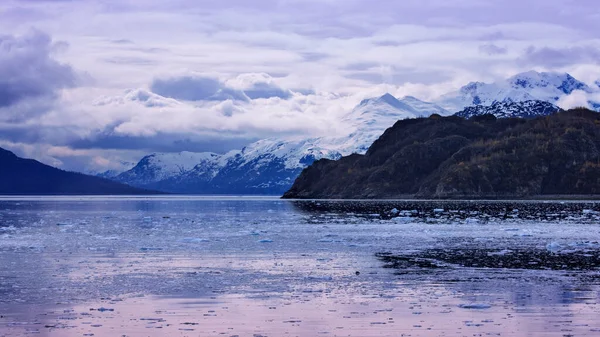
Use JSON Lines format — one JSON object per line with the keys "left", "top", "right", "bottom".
{"left": 0, "top": 147, "right": 159, "bottom": 195}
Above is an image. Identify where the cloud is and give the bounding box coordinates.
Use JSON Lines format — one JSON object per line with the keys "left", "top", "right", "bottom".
{"left": 94, "top": 88, "right": 182, "bottom": 108}
{"left": 226, "top": 73, "right": 293, "bottom": 99}
{"left": 479, "top": 43, "right": 507, "bottom": 55}
{"left": 150, "top": 73, "right": 297, "bottom": 102}
{"left": 519, "top": 45, "right": 600, "bottom": 68}
{"left": 0, "top": 29, "right": 79, "bottom": 120}
{"left": 556, "top": 90, "right": 591, "bottom": 110}
{"left": 0, "top": 139, "right": 142, "bottom": 173}
{"left": 150, "top": 75, "right": 249, "bottom": 102}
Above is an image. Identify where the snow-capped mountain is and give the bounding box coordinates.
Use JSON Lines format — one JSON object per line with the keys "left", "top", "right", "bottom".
{"left": 147, "top": 140, "right": 344, "bottom": 194}
{"left": 114, "top": 152, "right": 221, "bottom": 187}
{"left": 112, "top": 93, "right": 446, "bottom": 194}
{"left": 438, "top": 71, "right": 600, "bottom": 112}
{"left": 97, "top": 169, "right": 127, "bottom": 179}
{"left": 110, "top": 71, "right": 600, "bottom": 195}
{"left": 454, "top": 100, "right": 561, "bottom": 119}
{"left": 334, "top": 94, "right": 449, "bottom": 153}
{"left": 398, "top": 96, "right": 450, "bottom": 116}
{"left": 89, "top": 160, "right": 137, "bottom": 179}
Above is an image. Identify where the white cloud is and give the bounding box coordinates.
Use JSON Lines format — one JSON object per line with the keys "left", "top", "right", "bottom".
{"left": 556, "top": 90, "right": 591, "bottom": 110}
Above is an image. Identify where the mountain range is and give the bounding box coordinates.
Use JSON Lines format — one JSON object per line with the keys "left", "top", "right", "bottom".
{"left": 111, "top": 94, "right": 448, "bottom": 194}
{"left": 101, "top": 71, "right": 600, "bottom": 195}
{"left": 438, "top": 71, "right": 599, "bottom": 111}
{"left": 0, "top": 148, "right": 157, "bottom": 195}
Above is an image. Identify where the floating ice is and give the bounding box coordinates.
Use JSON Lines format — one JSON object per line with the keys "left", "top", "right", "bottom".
{"left": 487, "top": 249, "right": 512, "bottom": 256}
{"left": 94, "top": 307, "right": 114, "bottom": 312}
{"left": 180, "top": 238, "right": 210, "bottom": 243}
{"left": 392, "top": 216, "right": 412, "bottom": 223}
{"left": 458, "top": 303, "right": 492, "bottom": 309}
{"left": 139, "top": 247, "right": 163, "bottom": 251}
{"left": 546, "top": 242, "right": 562, "bottom": 253}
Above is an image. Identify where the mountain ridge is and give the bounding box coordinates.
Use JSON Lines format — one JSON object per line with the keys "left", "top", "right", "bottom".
{"left": 111, "top": 93, "right": 443, "bottom": 194}
{"left": 283, "top": 108, "right": 600, "bottom": 199}
{"left": 454, "top": 100, "right": 562, "bottom": 119}
{"left": 106, "top": 70, "right": 600, "bottom": 194}
{"left": 0, "top": 147, "right": 159, "bottom": 195}
{"left": 437, "top": 71, "right": 600, "bottom": 112}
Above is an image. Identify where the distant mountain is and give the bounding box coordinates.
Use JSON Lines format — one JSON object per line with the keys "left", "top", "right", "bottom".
{"left": 96, "top": 170, "right": 123, "bottom": 179}
{"left": 0, "top": 148, "right": 157, "bottom": 195}
{"left": 438, "top": 71, "right": 600, "bottom": 112}
{"left": 283, "top": 108, "right": 600, "bottom": 199}
{"left": 455, "top": 100, "right": 562, "bottom": 119}
{"left": 112, "top": 94, "right": 448, "bottom": 194}
{"left": 115, "top": 152, "right": 218, "bottom": 186}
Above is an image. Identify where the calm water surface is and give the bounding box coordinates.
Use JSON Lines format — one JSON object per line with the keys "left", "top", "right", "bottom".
{"left": 1, "top": 196, "right": 600, "bottom": 336}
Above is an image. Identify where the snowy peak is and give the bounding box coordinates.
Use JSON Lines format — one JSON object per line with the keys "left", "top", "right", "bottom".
{"left": 237, "top": 138, "right": 342, "bottom": 170}
{"left": 438, "top": 71, "right": 599, "bottom": 112}
{"left": 454, "top": 100, "right": 561, "bottom": 119}
{"left": 357, "top": 93, "right": 416, "bottom": 115}
{"left": 398, "top": 96, "right": 449, "bottom": 116}
{"left": 507, "top": 71, "right": 590, "bottom": 94}
{"left": 115, "top": 151, "right": 220, "bottom": 185}
{"left": 348, "top": 93, "right": 449, "bottom": 127}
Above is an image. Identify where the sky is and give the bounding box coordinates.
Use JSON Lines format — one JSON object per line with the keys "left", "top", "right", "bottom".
{"left": 0, "top": 0, "right": 599, "bottom": 173}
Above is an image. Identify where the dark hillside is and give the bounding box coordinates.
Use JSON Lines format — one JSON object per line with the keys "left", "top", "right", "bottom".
{"left": 283, "top": 109, "right": 600, "bottom": 199}
{"left": 0, "top": 148, "right": 159, "bottom": 195}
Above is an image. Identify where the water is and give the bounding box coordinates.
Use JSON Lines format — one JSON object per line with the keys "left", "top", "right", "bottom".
{"left": 1, "top": 196, "right": 600, "bottom": 336}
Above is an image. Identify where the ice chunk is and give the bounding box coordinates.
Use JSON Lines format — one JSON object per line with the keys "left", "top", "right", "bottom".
{"left": 458, "top": 303, "right": 491, "bottom": 309}
{"left": 546, "top": 242, "right": 562, "bottom": 253}
{"left": 95, "top": 307, "right": 114, "bottom": 312}
{"left": 487, "top": 249, "right": 512, "bottom": 256}
{"left": 180, "top": 238, "right": 210, "bottom": 243}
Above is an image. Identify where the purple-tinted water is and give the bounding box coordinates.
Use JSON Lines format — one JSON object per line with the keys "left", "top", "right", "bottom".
{"left": 1, "top": 196, "right": 600, "bottom": 336}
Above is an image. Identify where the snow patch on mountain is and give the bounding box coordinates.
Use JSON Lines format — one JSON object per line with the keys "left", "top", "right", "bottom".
{"left": 331, "top": 94, "right": 450, "bottom": 154}
{"left": 454, "top": 100, "right": 561, "bottom": 119}
{"left": 115, "top": 152, "right": 221, "bottom": 186}
{"left": 438, "top": 71, "right": 600, "bottom": 112}
{"left": 399, "top": 96, "right": 450, "bottom": 116}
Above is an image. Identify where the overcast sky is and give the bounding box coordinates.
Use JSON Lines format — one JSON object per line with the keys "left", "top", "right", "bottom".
{"left": 1, "top": 0, "right": 599, "bottom": 172}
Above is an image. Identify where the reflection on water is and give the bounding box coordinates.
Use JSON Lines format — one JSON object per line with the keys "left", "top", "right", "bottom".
{"left": 1, "top": 197, "right": 600, "bottom": 336}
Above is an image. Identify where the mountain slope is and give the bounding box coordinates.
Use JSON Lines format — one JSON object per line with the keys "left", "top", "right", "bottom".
{"left": 114, "top": 93, "right": 447, "bottom": 194}
{"left": 438, "top": 71, "right": 600, "bottom": 112}
{"left": 115, "top": 152, "right": 220, "bottom": 186}
{"left": 283, "top": 109, "right": 600, "bottom": 199}
{"left": 455, "top": 100, "right": 561, "bottom": 119}
{"left": 0, "top": 148, "right": 158, "bottom": 195}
